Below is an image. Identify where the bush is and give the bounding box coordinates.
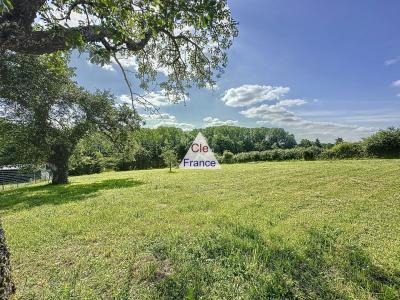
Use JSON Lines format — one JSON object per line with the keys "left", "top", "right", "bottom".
{"left": 222, "top": 150, "right": 235, "bottom": 163}
{"left": 331, "top": 142, "right": 365, "bottom": 159}
{"left": 284, "top": 148, "right": 304, "bottom": 160}
{"left": 231, "top": 148, "right": 305, "bottom": 163}
{"left": 114, "top": 159, "right": 136, "bottom": 171}
{"left": 69, "top": 154, "right": 105, "bottom": 175}
{"left": 317, "top": 149, "right": 335, "bottom": 160}
{"left": 303, "top": 146, "right": 322, "bottom": 161}
{"left": 270, "top": 149, "right": 284, "bottom": 161}
{"left": 234, "top": 151, "right": 261, "bottom": 163}
{"left": 363, "top": 128, "right": 400, "bottom": 158}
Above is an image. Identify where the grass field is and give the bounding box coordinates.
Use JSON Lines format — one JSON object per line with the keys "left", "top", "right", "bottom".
{"left": 1, "top": 160, "right": 400, "bottom": 299}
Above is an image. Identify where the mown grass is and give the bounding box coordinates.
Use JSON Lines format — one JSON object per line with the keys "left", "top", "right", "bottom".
{"left": 1, "top": 160, "right": 400, "bottom": 299}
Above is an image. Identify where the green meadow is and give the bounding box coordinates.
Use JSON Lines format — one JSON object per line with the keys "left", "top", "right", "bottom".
{"left": 1, "top": 160, "right": 400, "bottom": 299}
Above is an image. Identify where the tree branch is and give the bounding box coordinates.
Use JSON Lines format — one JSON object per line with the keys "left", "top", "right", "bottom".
{"left": 0, "top": 23, "right": 152, "bottom": 54}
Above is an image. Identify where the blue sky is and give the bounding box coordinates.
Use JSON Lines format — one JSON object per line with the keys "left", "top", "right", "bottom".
{"left": 70, "top": 0, "right": 400, "bottom": 142}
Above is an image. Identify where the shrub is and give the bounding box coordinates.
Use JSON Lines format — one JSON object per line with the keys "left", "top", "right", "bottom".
{"left": 303, "top": 146, "right": 322, "bottom": 161}
{"left": 234, "top": 151, "right": 261, "bottom": 163}
{"left": 270, "top": 149, "right": 285, "bottom": 161}
{"left": 331, "top": 142, "right": 365, "bottom": 159}
{"left": 317, "top": 149, "right": 335, "bottom": 160}
{"left": 284, "top": 148, "right": 304, "bottom": 160}
{"left": 115, "top": 158, "right": 136, "bottom": 171}
{"left": 363, "top": 128, "right": 400, "bottom": 158}
{"left": 259, "top": 150, "right": 272, "bottom": 161}
{"left": 222, "top": 150, "right": 234, "bottom": 163}
{"left": 232, "top": 152, "right": 250, "bottom": 163}
{"left": 231, "top": 148, "right": 305, "bottom": 163}
{"left": 215, "top": 153, "right": 223, "bottom": 163}
{"left": 69, "top": 154, "right": 105, "bottom": 175}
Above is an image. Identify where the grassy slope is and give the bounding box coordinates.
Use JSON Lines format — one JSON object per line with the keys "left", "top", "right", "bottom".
{"left": 1, "top": 160, "right": 400, "bottom": 299}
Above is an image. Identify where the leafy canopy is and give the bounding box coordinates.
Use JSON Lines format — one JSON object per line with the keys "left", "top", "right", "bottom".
{"left": 0, "top": 51, "right": 140, "bottom": 183}
{"left": 161, "top": 148, "right": 178, "bottom": 171}
{"left": 1, "top": 0, "right": 238, "bottom": 105}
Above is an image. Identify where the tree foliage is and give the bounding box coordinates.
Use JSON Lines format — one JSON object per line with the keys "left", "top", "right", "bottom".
{"left": 160, "top": 148, "right": 177, "bottom": 172}
{"left": 0, "top": 52, "right": 140, "bottom": 183}
{"left": 331, "top": 142, "right": 365, "bottom": 159}
{"left": 364, "top": 128, "right": 400, "bottom": 158}
{"left": 63, "top": 126, "right": 298, "bottom": 173}
{"left": 1, "top": 0, "right": 238, "bottom": 106}
{"left": 299, "top": 139, "right": 313, "bottom": 148}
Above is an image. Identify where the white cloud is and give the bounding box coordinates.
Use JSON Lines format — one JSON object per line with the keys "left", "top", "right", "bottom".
{"left": 118, "top": 90, "right": 188, "bottom": 108}
{"left": 203, "top": 116, "right": 239, "bottom": 127}
{"left": 34, "top": 11, "right": 88, "bottom": 27}
{"left": 115, "top": 55, "right": 169, "bottom": 76}
{"left": 149, "top": 120, "right": 195, "bottom": 131}
{"left": 221, "top": 84, "right": 290, "bottom": 107}
{"left": 114, "top": 56, "right": 138, "bottom": 69}
{"left": 118, "top": 94, "right": 132, "bottom": 104}
{"left": 87, "top": 55, "right": 171, "bottom": 78}
{"left": 139, "top": 112, "right": 194, "bottom": 131}
{"left": 205, "top": 82, "right": 219, "bottom": 90}
{"left": 385, "top": 56, "right": 400, "bottom": 66}
{"left": 101, "top": 64, "right": 115, "bottom": 71}
{"left": 139, "top": 112, "right": 193, "bottom": 130}
{"left": 276, "top": 99, "right": 307, "bottom": 107}
{"left": 241, "top": 104, "right": 376, "bottom": 141}
{"left": 62, "top": 11, "right": 88, "bottom": 27}
{"left": 240, "top": 104, "right": 300, "bottom": 122}
{"left": 141, "top": 113, "right": 176, "bottom": 122}
{"left": 143, "top": 91, "right": 188, "bottom": 107}
{"left": 392, "top": 80, "right": 400, "bottom": 87}
{"left": 87, "top": 55, "right": 138, "bottom": 72}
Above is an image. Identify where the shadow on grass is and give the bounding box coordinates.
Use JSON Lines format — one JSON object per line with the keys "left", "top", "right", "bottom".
{"left": 0, "top": 178, "right": 143, "bottom": 213}
{"left": 143, "top": 225, "right": 400, "bottom": 300}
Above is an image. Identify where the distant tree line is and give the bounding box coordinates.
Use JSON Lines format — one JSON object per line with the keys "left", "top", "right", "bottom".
{"left": 66, "top": 126, "right": 298, "bottom": 174}
{"left": 3, "top": 125, "right": 399, "bottom": 175}
{"left": 221, "top": 127, "right": 400, "bottom": 164}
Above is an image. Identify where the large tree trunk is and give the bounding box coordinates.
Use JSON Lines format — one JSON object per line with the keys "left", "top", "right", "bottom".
{"left": 48, "top": 144, "right": 71, "bottom": 185}
{"left": 0, "top": 222, "right": 15, "bottom": 299}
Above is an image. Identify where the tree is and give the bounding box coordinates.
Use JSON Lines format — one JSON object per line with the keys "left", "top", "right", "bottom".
{"left": 0, "top": 222, "right": 14, "bottom": 299}
{"left": 1, "top": 0, "right": 238, "bottom": 106}
{"left": 335, "top": 137, "right": 344, "bottom": 145}
{"left": 0, "top": 52, "right": 140, "bottom": 184}
{"left": 161, "top": 148, "right": 177, "bottom": 172}
{"left": 299, "top": 139, "right": 313, "bottom": 148}
{"left": 363, "top": 128, "right": 400, "bottom": 158}
{"left": 0, "top": 1, "right": 237, "bottom": 291}
{"left": 314, "top": 138, "right": 322, "bottom": 148}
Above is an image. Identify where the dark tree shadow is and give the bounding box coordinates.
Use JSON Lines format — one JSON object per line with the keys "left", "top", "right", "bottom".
{"left": 0, "top": 179, "right": 144, "bottom": 213}
{"left": 145, "top": 224, "right": 400, "bottom": 300}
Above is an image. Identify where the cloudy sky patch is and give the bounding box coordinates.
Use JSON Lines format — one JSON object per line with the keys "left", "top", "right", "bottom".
{"left": 69, "top": 0, "right": 400, "bottom": 142}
